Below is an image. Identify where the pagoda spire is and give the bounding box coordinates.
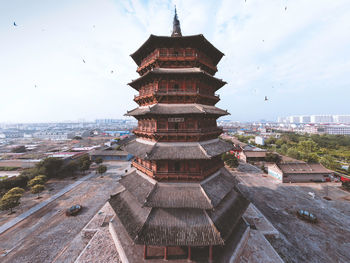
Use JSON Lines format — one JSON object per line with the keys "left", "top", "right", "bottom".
{"left": 171, "top": 6, "right": 182, "bottom": 37}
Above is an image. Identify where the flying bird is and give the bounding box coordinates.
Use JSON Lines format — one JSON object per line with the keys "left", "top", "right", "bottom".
{"left": 264, "top": 96, "right": 268, "bottom": 101}
{"left": 13, "top": 22, "right": 17, "bottom": 26}
{"left": 35, "top": 85, "right": 37, "bottom": 88}
{"left": 111, "top": 70, "right": 114, "bottom": 74}
{"left": 285, "top": 6, "right": 287, "bottom": 11}
{"left": 82, "top": 59, "right": 86, "bottom": 63}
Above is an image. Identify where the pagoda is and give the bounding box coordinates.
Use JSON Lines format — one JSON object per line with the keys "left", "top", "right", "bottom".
{"left": 109, "top": 9, "right": 249, "bottom": 262}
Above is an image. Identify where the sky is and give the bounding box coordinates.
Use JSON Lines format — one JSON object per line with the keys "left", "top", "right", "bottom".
{"left": 0, "top": 0, "right": 350, "bottom": 123}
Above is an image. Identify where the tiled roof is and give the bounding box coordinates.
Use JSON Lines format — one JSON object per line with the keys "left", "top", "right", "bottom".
{"left": 277, "top": 162, "right": 332, "bottom": 174}
{"left": 109, "top": 169, "right": 249, "bottom": 246}
{"left": 125, "top": 103, "right": 229, "bottom": 117}
{"left": 124, "top": 138, "right": 233, "bottom": 160}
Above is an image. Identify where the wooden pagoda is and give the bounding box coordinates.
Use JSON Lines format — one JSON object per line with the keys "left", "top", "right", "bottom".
{"left": 110, "top": 9, "right": 249, "bottom": 262}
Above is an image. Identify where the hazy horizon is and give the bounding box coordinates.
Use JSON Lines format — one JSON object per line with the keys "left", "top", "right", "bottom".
{"left": 1, "top": 0, "right": 350, "bottom": 123}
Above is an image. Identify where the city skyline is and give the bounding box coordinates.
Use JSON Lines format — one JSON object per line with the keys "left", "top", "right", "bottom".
{"left": 1, "top": 0, "right": 350, "bottom": 122}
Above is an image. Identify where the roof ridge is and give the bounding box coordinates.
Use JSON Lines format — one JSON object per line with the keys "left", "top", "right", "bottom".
{"left": 198, "top": 142, "right": 211, "bottom": 158}
{"left": 203, "top": 210, "right": 225, "bottom": 245}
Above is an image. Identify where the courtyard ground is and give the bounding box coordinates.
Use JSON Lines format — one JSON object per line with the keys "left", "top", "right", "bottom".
{"left": 0, "top": 161, "right": 130, "bottom": 263}
{"left": 234, "top": 162, "right": 350, "bottom": 263}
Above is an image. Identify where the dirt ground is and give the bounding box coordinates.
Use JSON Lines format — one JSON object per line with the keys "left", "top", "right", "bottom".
{"left": 234, "top": 163, "right": 350, "bottom": 263}
{"left": 0, "top": 161, "right": 130, "bottom": 263}
{"left": 0, "top": 176, "right": 79, "bottom": 226}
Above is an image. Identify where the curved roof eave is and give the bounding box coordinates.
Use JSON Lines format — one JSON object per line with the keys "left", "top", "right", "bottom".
{"left": 130, "top": 34, "right": 224, "bottom": 66}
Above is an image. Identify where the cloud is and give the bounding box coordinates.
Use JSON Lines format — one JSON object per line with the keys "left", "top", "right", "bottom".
{"left": 0, "top": 0, "right": 349, "bottom": 122}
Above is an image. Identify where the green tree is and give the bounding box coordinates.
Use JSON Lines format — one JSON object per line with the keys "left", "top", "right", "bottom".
{"left": 11, "top": 145, "right": 26, "bottom": 153}
{"left": 31, "top": 184, "right": 45, "bottom": 198}
{"left": 265, "top": 153, "right": 282, "bottom": 163}
{"left": 61, "top": 161, "right": 79, "bottom": 177}
{"left": 27, "top": 177, "right": 45, "bottom": 187}
{"left": 95, "top": 157, "right": 103, "bottom": 164}
{"left": 6, "top": 187, "right": 25, "bottom": 195}
{"left": 280, "top": 144, "right": 289, "bottom": 155}
{"left": 287, "top": 147, "right": 301, "bottom": 160}
{"left": 275, "top": 139, "right": 284, "bottom": 148}
{"left": 36, "top": 175, "right": 48, "bottom": 183}
{"left": 78, "top": 155, "right": 92, "bottom": 174}
{"left": 265, "top": 137, "right": 276, "bottom": 145}
{"left": 301, "top": 153, "right": 319, "bottom": 163}
{"left": 226, "top": 157, "right": 239, "bottom": 168}
{"left": 298, "top": 140, "right": 318, "bottom": 154}
{"left": 36, "top": 157, "right": 64, "bottom": 178}
{"left": 97, "top": 165, "right": 107, "bottom": 176}
{"left": 320, "top": 155, "right": 340, "bottom": 170}
{"left": 0, "top": 193, "right": 22, "bottom": 213}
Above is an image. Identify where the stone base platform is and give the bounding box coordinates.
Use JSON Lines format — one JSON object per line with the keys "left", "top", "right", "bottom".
{"left": 72, "top": 197, "right": 283, "bottom": 263}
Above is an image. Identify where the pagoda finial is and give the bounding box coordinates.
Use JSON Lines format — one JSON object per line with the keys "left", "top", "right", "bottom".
{"left": 171, "top": 6, "right": 182, "bottom": 37}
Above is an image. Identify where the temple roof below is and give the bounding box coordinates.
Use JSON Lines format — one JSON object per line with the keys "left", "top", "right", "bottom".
{"left": 124, "top": 138, "right": 233, "bottom": 160}
{"left": 109, "top": 168, "right": 249, "bottom": 246}
{"left": 125, "top": 103, "right": 229, "bottom": 117}
{"left": 128, "top": 67, "right": 226, "bottom": 89}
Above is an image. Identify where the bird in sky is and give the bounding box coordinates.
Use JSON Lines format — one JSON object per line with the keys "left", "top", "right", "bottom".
{"left": 13, "top": 22, "right": 17, "bottom": 26}
{"left": 285, "top": 6, "right": 287, "bottom": 11}
{"left": 82, "top": 59, "right": 86, "bottom": 63}
{"left": 265, "top": 96, "right": 269, "bottom": 101}
{"left": 35, "top": 85, "right": 37, "bottom": 88}
{"left": 111, "top": 70, "right": 114, "bottom": 74}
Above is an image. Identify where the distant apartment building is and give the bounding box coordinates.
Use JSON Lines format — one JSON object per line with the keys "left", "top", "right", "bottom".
{"left": 324, "top": 125, "right": 350, "bottom": 135}
{"left": 33, "top": 131, "right": 75, "bottom": 140}
{"left": 333, "top": 115, "right": 350, "bottom": 124}
{"left": 299, "top": 116, "right": 311, "bottom": 123}
{"left": 310, "top": 115, "right": 334, "bottom": 123}
{"left": 278, "top": 114, "right": 350, "bottom": 124}
{"left": 95, "top": 119, "right": 120, "bottom": 124}
{"left": 289, "top": 116, "right": 300, "bottom": 123}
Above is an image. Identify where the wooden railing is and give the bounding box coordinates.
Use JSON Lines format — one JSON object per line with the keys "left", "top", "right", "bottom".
{"left": 132, "top": 161, "right": 223, "bottom": 181}
{"left": 133, "top": 127, "right": 223, "bottom": 134}
{"left": 134, "top": 90, "right": 220, "bottom": 100}
{"left": 139, "top": 50, "right": 217, "bottom": 72}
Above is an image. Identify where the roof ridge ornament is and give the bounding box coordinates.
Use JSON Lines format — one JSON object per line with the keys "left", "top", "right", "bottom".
{"left": 171, "top": 6, "right": 182, "bottom": 37}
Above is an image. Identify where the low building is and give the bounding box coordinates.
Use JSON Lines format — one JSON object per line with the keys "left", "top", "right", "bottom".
{"left": 240, "top": 145, "right": 267, "bottom": 163}
{"left": 255, "top": 136, "right": 265, "bottom": 146}
{"left": 324, "top": 125, "right": 350, "bottom": 135}
{"left": 90, "top": 150, "right": 133, "bottom": 162}
{"left": 268, "top": 162, "right": 332, "bottom": 183}
{"left": 48, "top": 151, "right": 88, "bottom": 164}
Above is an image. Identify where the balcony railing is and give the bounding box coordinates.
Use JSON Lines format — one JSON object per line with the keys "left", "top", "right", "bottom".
{"left": 133, "top": 127, "right": 223, "bottom": 134}
{"left": 139, "top": 50, "right": 216, "bottom": 71}
{"left": 134, "top": 90, "right": 220, "bottom": 100}
{"left": 133, "top": 160, "right": 223, "bottom": 181}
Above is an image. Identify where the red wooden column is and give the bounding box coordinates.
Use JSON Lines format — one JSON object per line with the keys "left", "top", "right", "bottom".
{"left": 144, "top": 245, "right": 148, "bottom": 260}
{"left": 187, "top": 246, "right": 191, "bottom": 261}
{"left": 209, "top": 245, "right": 213, "bottom": 262}
{"left": 164, "top": 246, "right": 168, "bottom": 260}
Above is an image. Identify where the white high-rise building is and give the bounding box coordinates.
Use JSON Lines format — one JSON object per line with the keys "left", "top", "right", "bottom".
{"left": 310, "top": 115, "right": 334, "bottom": 123}
{"left": 299, "top": 116, "right": 311, "bottom": 123}
{"left": 333, "top": 115, "right": 350, "bottom": 124}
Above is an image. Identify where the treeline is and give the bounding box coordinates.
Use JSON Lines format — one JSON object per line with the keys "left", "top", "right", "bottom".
{"left": 0, "top": 155, "right": 92, "bottom": 194}
{"left": 261, "top": 133, "right": 350, "bottom": 173}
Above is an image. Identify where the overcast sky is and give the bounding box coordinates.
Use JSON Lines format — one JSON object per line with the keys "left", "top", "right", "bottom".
{"left": 1, "top": 0, "right": 350, "bottom": 123}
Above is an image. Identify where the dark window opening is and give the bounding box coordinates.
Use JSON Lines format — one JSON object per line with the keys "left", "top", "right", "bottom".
{"left": 174, "top": 162, "right": 180, "bottom": 172}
